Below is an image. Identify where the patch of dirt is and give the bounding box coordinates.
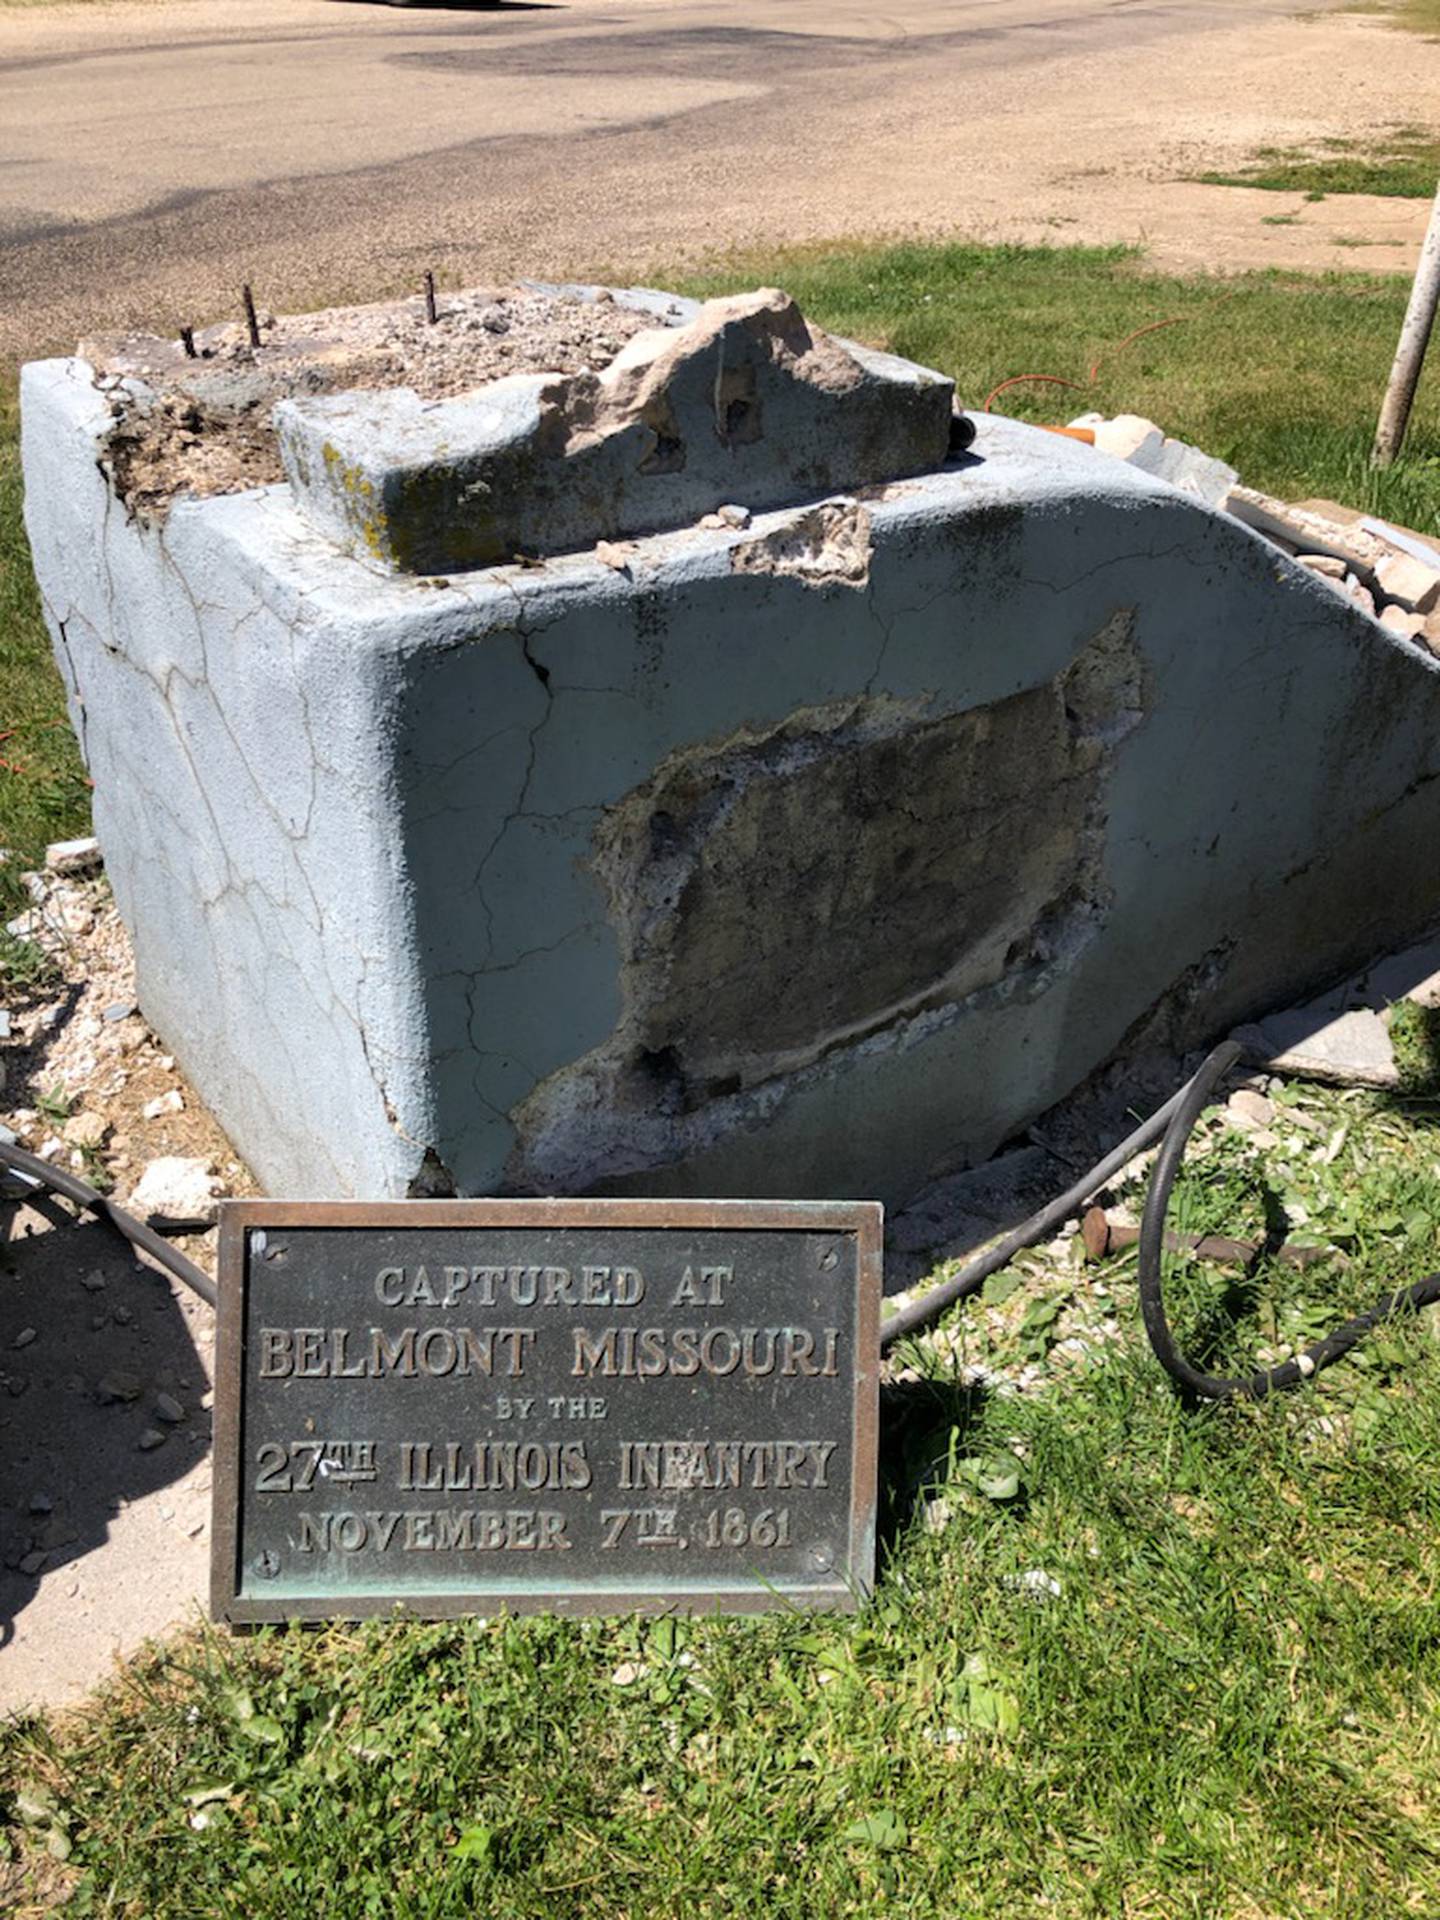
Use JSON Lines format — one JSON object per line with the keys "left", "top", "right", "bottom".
{"left": 86, "top": 285, "right": 661, "bottom": 515}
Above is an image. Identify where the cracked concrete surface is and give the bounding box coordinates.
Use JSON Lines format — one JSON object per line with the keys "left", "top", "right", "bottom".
{"left": 22, "top": 291, "right": 1440, "bottom": 1210}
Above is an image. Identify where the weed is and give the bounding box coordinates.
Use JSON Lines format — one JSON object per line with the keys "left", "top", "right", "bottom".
{"left": 34, "top": 1083, "right": 71, "bottom": 1124}
{"left": 1195, "top": 125, "right": 1440, "bottom": 198}
{"left": 0, "top": 927, "right": 58, "bottom": 995}
{"left": 1388, "top": 1000, "right": 1440, "bottom": 1093}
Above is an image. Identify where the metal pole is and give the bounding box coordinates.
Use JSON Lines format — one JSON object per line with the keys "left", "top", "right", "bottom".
{"left": 1372, "top": 181, "right": 1440, "bottom": 468}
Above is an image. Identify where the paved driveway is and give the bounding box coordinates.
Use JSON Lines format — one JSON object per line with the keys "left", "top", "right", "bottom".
{"left": 1, "top": 0, "right": 1434, "bottom": 360}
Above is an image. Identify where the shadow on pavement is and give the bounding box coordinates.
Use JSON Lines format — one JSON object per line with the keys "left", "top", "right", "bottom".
{"left": 0, "top": 1201, "right": 210, "bottom": 1652}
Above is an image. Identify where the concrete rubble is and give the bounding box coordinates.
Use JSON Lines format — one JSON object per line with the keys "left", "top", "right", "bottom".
{"left": 126, "top": 1155, "right": 222, "bottom": 1226}
{"left": 1068, "top": 411, "right": 1237, "bottom": 507}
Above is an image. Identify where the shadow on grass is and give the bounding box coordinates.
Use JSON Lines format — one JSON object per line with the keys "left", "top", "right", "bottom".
{"left": 875, "top": 1376, "right": 988, "bottom": 1560}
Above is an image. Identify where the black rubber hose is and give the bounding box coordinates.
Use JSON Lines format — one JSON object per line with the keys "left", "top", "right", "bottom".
{"left": 1137, "top": 1039, "right": 1440, "bottom": 1398}
{"left": 880, "top": 1071, "right": 1206, "bottom": 1351}
{"left": 0, "top": 1136, "right": 217, "bottom": 1309}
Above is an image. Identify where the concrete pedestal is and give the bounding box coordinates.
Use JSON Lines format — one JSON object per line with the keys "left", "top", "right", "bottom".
{"left": 22, "top": 286, "right": 1440, "bottom": 1203}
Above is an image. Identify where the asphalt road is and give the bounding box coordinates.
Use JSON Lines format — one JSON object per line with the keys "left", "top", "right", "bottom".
{"left": 0, "top": 0, "right": 1430, "bottom": 360}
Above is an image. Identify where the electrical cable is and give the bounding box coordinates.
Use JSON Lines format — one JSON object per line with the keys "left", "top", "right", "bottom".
{"left": 0, "top": 1136, "right": 217, "bottom": 1309}
{"left": 8, "top": 1036, "right": 1438, "bottom": 1388}
{"left": 883, "top": 1037, "right": 1440, "bottom": 1398}
{"left": 1137, "top": 1039, "right": 1440, "bottom": 1399}
{"left": 880, "top": 1070, "right": 1205, "bottom": 1351}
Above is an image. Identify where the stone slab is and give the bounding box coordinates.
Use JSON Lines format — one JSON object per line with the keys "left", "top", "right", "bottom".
{"left": 274, "top": 289, "right": 954, "bottom": 570}
{"left": 1233, "top": 1008, "right": 1398, "bottom": 1089}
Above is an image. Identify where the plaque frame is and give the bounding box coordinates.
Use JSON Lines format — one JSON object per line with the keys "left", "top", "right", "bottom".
{"left": 211, "top": 1198, "right": 881, "bottom": 1623}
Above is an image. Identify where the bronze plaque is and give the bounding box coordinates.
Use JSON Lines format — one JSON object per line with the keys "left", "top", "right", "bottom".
{"left": 211, "top": 1200, "right": 880, "bottom": 1622}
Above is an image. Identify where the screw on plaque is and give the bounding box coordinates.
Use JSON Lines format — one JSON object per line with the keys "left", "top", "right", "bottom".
{"left": 819, "top": 1246, "right": 839, "bottom": 1271}
{"left": 264, "top": 1243, "right": 288, "bottom": 1264}
{"left": 809, "top": 1544, "right": 834, "bottom": 1573}
{"left": 253, "top": 1550, "right": 281, "bottom": 1579}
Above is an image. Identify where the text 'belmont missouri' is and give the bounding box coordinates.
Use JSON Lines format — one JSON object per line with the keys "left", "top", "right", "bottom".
{"left": 256, "top": 1261, "right": 843, "bottom": 1382}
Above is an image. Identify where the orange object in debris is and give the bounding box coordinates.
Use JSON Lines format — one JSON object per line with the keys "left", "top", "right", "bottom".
{"left": 1036, "top": 425, "right": 1096, "bottom": 444}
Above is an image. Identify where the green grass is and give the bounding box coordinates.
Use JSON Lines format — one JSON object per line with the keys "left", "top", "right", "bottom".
{"left": 673, "top": 242, "right": 1440, "bottom": 534}
{"left": 0, "top": 377, "right": 90, "bottom": 928}
{"left": 1355, "top": 0, "right": 1440, "bottom": 35}
{"left": 1195, "top": 126, "right": 1440, "bottom": 199}
{"left": 8, "top": 1076, "right": 1440, "bottom": 1916}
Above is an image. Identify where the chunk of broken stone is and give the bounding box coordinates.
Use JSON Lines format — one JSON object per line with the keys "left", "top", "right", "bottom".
{"left": 1232, "top": 1008, "right": 1397, "bottom": 1089}
{"left": 1297, "top": 553, "right": 1347, "bottom": 581}
{"left": 1225, "top": 488, "right": 1386, "bottom": 584}
{"left": 137, "top": 1428, "right": 166, "bottom": 1452}
{"left": 1375, "top": 550, "right": 1440, "bottom": 616}
{"left": 44, "top": 835, "right": 101, "bottom": 875}
{"left": 275, "top": 289, "right": 953, "bottom": 572}
{"left": 1379, "top": 604, "right": 1427, "bottom": 639}
{"left": 140, "top": 1089, "right": 184, "bottom": 1120}
{"left": 62, "top": 1110, "right": 109, "bottom": 1150}
{"left": 154, "top": 1391, "right": 185, "bottom": 1425}
{"left": 1074, "top": 412, "right": 1164, "bottom": 464}
{"left": 1344, "top": 575, "right": 1377, "bottom": 618}
{"left": 95, "top": 1371, "right": 142, "bottom": 1403}
{"left": 126, "top": 1155, "right": 220, "bottom": 1224}
{"left": 1069, "top": 413, "right": 1237, "bottom": 506}
{"left": 1226, "top": 1088, "right": 1275, "bottom": 1130}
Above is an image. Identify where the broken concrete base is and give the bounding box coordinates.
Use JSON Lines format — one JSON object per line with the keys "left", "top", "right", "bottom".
{"left": 276, "top": 289, "right": 953, "bottom": 572}
{"left": 21, "top": 285, "right": 1440, "bottom": 1207}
